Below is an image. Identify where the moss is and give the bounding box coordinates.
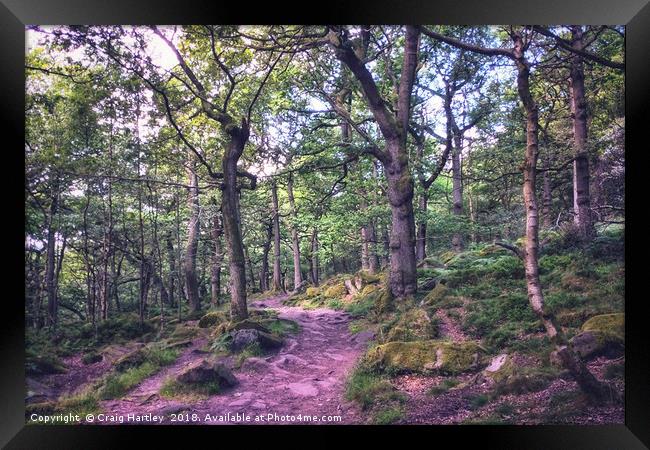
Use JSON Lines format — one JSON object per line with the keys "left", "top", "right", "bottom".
{"left": 372, "top": 406, "right": 404, "bottom": 424}
{"left": 305, "top": 287, "right": 320, "bottom": 297}
{"left": 198, "top": 311, "right": 229, "bottom": 328}
{"left": 324, "top": 282, "right": 348, "bottom": 298}
{"left": 360, "top": 284, "right": 379, "bottom": 297}
{"left": 81, "top": 352, "right": 102, "bottom": 365}
{"left": 358, "top": 270, "right": 381, "bottom": 284}
{"left": 384, "top": 308, "right": 437, "bottom": 343}
{"left": 422, "top": 283, "right": 448, "bottom": 305}
{"left": 365, "top": 340, "right": 483, "bottom": 375}
{"left": 25, "top": 354, "right": 67, "bottom": 375}
{"left": 492, "top": 366, "right": 558, "bottom": 396}
{"left": 374, "top": 287, "right": 394, "bottom": 314}
{"left": 439, "top": 251, "right": 456, "bottom": 264}
{"left": 227, "top": 319, "right": 271, "bottom": 333}
{"left": 581, "top": 313, "right": 624, "bottom": 341}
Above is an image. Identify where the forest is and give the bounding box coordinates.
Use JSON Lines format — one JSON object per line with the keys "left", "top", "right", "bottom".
{"left": 25, "top": 25, "right": 625, "bottom": 425}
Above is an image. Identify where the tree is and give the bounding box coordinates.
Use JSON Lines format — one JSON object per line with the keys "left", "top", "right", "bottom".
{"left": 327, "top": 25, "right": 420, "bottom": 300}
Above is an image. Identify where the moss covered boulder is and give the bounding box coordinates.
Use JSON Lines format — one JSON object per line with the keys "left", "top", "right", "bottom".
{"left": 384, "top": 308, "right": 437, "bottom": 343}
{"left": 422, "top": 283, "right": 448, "bottom": 306}
{"left": 324, "top": 282, "right": 348, "bottom": 298}
{"left": 25, "top": 354, "right": 67, "bottom": 376}
{"left": 358, "top": 270, "right": 381, "bottom": 284}
{"left": 569, "top": 313, "right": 624, "bottom": 360}
{"left": 198, "top": 311, "right": 229, "bottom": 328}
{"left": 305, "top": 287, "right": 320, "bottom": 298}
{"left": 365, "top": 340, "right": 483, "bottom": 375}
{"left": 374, "top": 287, "right": 394, "bottom": 314}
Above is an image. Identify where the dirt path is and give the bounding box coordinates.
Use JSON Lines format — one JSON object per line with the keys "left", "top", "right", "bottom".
{"left": 27, "top": 342, "right": 143, "bottom": 404}
{"left": 98, "top": 295, "right": 372, "bottom": 424}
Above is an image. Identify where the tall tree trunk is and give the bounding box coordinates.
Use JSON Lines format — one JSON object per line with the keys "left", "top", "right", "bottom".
{"left": 221, "top": 126, "right": 249, "bottom": 321}
{"left": 329, "top": 25, "right": 420, "bottom": 300}
{"left": 260, "top": 219, "right": 272, "bottom": 292}
{"left": 166, "top": 235, "right": 176, "bottom": 308}
{"left": 542, "top": 151, "right": 553, "bottom": 228}
{"left": 381, "top": 224, "right": 390, "bottom": 268}
{"left": 244, "top": 244, "right": 256, "bottom": 292}
{"left": 270, "top": 181, "right": 284, "bottom": 293}
{"left": 514, "top": 34, "right": 608, "bottom": 402}
{"left": 309, "top": 228, "right": 319, "bottom": 285}
{"left": 569, "top": 26, "right": 595, "bottom": 241}
{"left": 385, "top": 141, "right": 418, "bottom": 297}
{"left": 415, "top": 192, "right": 428, "bottom": 262}
{"left": 210, "top": 208, "right": 223, "bottom": 306}
{"left": 45, "top": 190, "right": 59, "bottom": 328}
{"left": 184, "top": 153, "right": 201, "bottom": 314}
{"left": 286, "top": 173, "right": 303, "bottom": 290}
{"left": 367, "top": 220, "right": 380, "bottom": 274}
{"left": 451, "top": 131, "right": 464, "bottom": 252}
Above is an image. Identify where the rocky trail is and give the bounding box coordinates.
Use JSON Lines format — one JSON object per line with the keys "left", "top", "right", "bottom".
{"left": 95, "top": 294, "right": 373, "bottom": 424}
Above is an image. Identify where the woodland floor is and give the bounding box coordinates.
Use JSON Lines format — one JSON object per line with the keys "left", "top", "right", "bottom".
{"left": 29, "top": 295, "right": 371, "bottom": 424}
{"left": 27, "top": 293, "right": 624, "bottom": 425}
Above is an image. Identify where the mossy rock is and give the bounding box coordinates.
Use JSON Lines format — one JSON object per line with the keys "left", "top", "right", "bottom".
{"left": 581, "top": 313, "right": 624, "bottom": 340}
{"left": 439, "top": 251, "right": 457, "bottom": 264}
{"left": 365, "top": 340, "right": 483, "bottom": 375}
{"left": 198, "top": 311, "right": 229, "bottom": 328}
{"left": 422, "top": 283, "right": 448, "bottom": 306}
{"left": 324, "top": 283, "right": 348, "bottom": 298}
{"left": 114, "top": 348, "right": 148, "bottom": 372}
{"left": 81, "top": 352, "right": 103, "bottom": 365}
{"left": 477, "top": 245, "right": 507, "bottom": 257}
{"left": 384, "top": 308, "right": 437, "bottom": 343}
{"left": 26, "top": 355, "right": 67, "bottom": 376}
{"left": 360, "top": 284, "right": 379, "bottom": 297}
{"left": 305, "top": 287, "right": 320, "bottom": 297}
{"left": 358, "top": 270, "right": 381, "bottom": 284}
{"left": 227, "top": 319, "right": 271, "bottom": 334}
{"left": 374, "top": 287, "right": 394, "bottom": 314}
{"left": 25, "top": 401, "right": 58, "bottom": 416}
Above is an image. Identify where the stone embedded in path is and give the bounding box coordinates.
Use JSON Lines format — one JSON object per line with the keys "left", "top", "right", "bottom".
{"left": 176, "top": 359, "right": 238, "bottom": 388}
{"left": 230, "top": 329, "right": 283, "bottom": 352}
{"left": 352, "top": 330, "right": 376, "bottom": 345}
{"left": 323, "top": 352, "right": 347, "bottom": 361}
{"left": 287, "top": 382, "right": 319, "bottom": 397}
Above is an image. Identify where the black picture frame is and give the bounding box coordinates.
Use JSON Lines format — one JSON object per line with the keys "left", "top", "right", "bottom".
{"left": 2, "top": 0, "right": 647, "bottom": 447}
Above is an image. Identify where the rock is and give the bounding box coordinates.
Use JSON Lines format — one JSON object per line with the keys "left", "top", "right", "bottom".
{"left": 484, "top": 354, "right": 509, "bottom": 373}
{"left": 359, "top": 284, "right": 379, "bottom": 297}
{"left": 164, "top": 339, "right": 193, "bottom": 349}
{"left": 160, "top": 403, "right": 190, "bottom": 415}
{"left": 344, "top": 278, "right": 360, "bottom": 295}
{"left": 570, "top": 331, "right": 624, "bottom": 360}
{"left": 81, "top": 352, "right": 103, "bottom": 365}
{"left": 353, "top": 330, "right": 376, "bottom": 345}
{"left": 198, "top": 311, "right": 229, "bottom": 328}
{"left": 241, "top": 357, "right": 270, "bottom": 372}
{"left": 25, "top": 355, "right": 67, "bottom": 376}
{"left": 357, "top": 270, "right": 381, "bottom": 284}
{"left": 176, "top": 359, "right": 238, "bottom": 387}
{"left": 114, "top": 348, "right": 148, "bottom": 372}
{"left": 374, "top": 287, "right": 394, "bottom": 314}
{"left": 569, "top": 313, "right": 624, "bottom": 360}
{"left": 419, "top": 278, "right": 437, "bottom": 292}
{"left": 230, "top": 329, "right": 283, "bottom": 352}
{"left": 287, "top": 382, "right": 318, "bottom": 397}
{"left": 292, "top": 280, "right": 309, "bottom": 295}
{"left": 229, "top": 319, "right": 271, "bottom": 333}
{"left": 422, "top": 283, "right": 448, "bottom": 306}
{"left": 384, "top": 308, "right": 437, "bottom": 343}
{"left": 305, "top": 287, "right": 320, "bottom": 297}
{"left": 365, "top": 340, "right": 484, "bottom": 374}
{"left": 324, "top": 282, "right": 348, "bottom": 298}
{"left": 581, "top": 313, "right": 624, "bottom": 338}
